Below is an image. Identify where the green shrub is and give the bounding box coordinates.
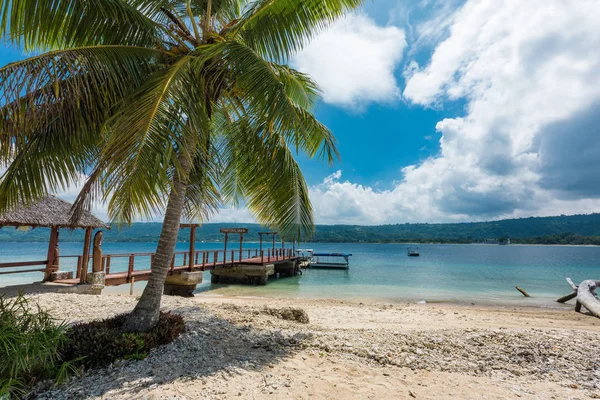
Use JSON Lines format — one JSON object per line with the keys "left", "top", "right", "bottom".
{"left": 62, "top": 311, "right": 185, "bottom": 369}
{"left": 0, "top": 293, "right": 69, "bottom": 398}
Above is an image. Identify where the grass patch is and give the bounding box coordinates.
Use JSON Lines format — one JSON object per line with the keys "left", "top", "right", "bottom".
{"left": 0, "top": 294, "right": 185, "bottom": 398}
{"left": 62, "top": 311, "right": 185, "bottom": 368}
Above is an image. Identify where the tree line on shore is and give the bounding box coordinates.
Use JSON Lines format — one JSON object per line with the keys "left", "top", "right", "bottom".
{"left": 3, "top": 214, "right": 600, "bottom": 245}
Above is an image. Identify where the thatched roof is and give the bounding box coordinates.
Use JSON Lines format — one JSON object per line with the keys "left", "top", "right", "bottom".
{"left": 0, "top": 196, "right": 108, "bottom": 229}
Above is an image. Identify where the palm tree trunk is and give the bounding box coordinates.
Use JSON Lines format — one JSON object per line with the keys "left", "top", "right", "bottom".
{"left": 124, "top": 154, "right": 192, "bottom": 333}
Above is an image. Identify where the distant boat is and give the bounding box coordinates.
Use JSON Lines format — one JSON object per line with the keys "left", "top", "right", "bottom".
{"left": 309, "top": 253, "right": 352, "bottom": 270}
{"left": 295, "top": 249, "right": 314, "bottom": 262}
{"left": 407, "top": 247, "right": 420, "bottom": 256}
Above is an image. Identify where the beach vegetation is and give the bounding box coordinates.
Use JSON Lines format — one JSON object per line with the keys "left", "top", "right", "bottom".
{"left": 61, "top": 311, "right": 185, "bottom": 368}
{"left": 0, "top": 0, "right": 363, "bottom": 332}
{"left": 0, "top": 293, "right": 185, "bottom": 397}
{"left": 0, "top": 293, "right": 69, "bottom": 397}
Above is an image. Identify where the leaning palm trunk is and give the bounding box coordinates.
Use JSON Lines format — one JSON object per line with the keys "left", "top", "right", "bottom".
{"left": 1, "top": 0, "right": 360, "bottom": 333}
{"left": 124, "top": 156, "right": 191, "bottom": 332}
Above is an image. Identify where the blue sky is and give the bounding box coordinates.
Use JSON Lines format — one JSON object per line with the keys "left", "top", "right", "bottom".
{"left": 2, "top": 0, "right": 600, "bottom": 225}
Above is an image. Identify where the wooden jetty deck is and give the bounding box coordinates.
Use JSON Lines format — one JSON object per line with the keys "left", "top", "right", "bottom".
{"left": 50, "top": 248, "right": 297, "bottom": 286}
{"left": 0, "top": 221, "right": 298, "bottom": 295}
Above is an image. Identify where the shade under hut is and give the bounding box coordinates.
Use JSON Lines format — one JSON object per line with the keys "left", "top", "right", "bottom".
{"left": 0, "top": 196, "right": 108, "bottom": 282}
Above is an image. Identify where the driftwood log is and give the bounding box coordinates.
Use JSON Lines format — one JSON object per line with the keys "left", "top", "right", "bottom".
{"left": 558, "top": 278, "right": 600, "bottom": 318}
{"left": 515, "top": 286, "right": 530, "bottom": 297}
{"left": 576, "top": 280, "right": 600, "bottom": 318}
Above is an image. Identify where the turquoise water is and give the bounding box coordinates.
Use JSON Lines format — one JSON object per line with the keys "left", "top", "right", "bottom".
{"left": 1, "top": 241, "right": 599, "bottom": 306}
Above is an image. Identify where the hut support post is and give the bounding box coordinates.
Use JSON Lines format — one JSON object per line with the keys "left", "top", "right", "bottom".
{"left": 79, "top": 227, "right": 92, "bottom": 284}
{"left": 44, "top": 227, "right": 59, "bottom": 281}
{"left": 87, "top": 231, "right": 106, "bottom": 294}
{"left": 189, "top": 225, "right": 196, "bottom": 271}
{"left": 223, "top": 233, "right": 228, "bottom": 266}
{"left": 239, "top": 233, "right": 243, "bottom": 262}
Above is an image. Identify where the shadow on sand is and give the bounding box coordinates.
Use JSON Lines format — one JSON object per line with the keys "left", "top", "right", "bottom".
{"left": 37, "top": 304, "right": 309, "bottom": 398}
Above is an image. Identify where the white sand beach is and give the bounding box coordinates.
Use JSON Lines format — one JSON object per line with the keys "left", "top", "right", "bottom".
{"left": 29, "top": 293, "right": 600, "bottom": 399}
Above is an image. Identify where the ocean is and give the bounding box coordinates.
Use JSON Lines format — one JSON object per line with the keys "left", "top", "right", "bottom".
{"left": 1, "top": 241, "right": 598, "bottom": 307}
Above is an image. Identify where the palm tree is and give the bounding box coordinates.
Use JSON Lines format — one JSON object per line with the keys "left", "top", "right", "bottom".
{"left": 0, "top": 0, "right": 363, "bottom": 331}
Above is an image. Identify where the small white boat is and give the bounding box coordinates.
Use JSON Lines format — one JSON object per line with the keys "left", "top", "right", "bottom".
{"left": 295, "top": 249, "right": 314, "bottom": 262}
{"left": 309, "top": 253, "right": 352, "bottom": 270}
{"left": 407, "top": 247, "right": 420, "bottom": 257}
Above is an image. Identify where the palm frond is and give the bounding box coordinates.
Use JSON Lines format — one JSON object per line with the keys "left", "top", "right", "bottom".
{"left": 0, "top": 46, "right": 165, "bottom": 164}
{"left": 99, "top": 56, "right": 208, "bottom": 224}
{"left": 0, "top": 107, "right": 97, "bottom": 213}
{"left": 220, "top": 117, "right": 313, "bottom": 239}
{"left": 0, "top": 0, "right": 161, "bottom": 50}
{"left": 201, "top": 41, "right": 339, "bottom": 163}
{"left": 226, "top": 0, "right": 364, "bottom": 62}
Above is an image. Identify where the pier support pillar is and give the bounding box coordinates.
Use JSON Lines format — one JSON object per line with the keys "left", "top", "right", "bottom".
{"left": 274, "top": 261, "right": 298, "bottom": 277}
{"left": 85, "top": 271, "right": 106, "bottom": 295}
{"left": 210, "top": 264, "right": 274, "bottom": 285}
{"left": 164, "top": 271, "right": 203, "bottom": 297}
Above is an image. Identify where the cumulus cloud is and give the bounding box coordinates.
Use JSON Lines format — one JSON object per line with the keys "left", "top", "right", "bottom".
{"left": 293, "top": 13, "right": 406, "bottom": 109}
{"left": 308, "top": 0, "right": 600, "bottom": 224}
{"left": 396, "top": 0, "right": 600, "bottom": 220}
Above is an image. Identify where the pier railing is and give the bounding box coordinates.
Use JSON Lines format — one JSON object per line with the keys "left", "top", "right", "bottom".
{"left": 1, "top": 248, "right": 295, "bottom": 284}
{"left": 68, "top": 247, "right": 295, "bottom": 283}
{"left": 0, "top": 260, "right": 50, "bottom": 276}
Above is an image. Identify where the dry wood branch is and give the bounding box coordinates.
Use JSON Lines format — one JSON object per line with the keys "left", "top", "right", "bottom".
{"left": 515, "top": 286, "right": 530, "bottom": 297}
{"left": 576, "top": 280, "right": 600, "bottom": 318}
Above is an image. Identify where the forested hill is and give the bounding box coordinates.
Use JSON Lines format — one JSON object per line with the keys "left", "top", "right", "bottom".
{"left": 2, "top": 213, "right": 600, "bottom": 244}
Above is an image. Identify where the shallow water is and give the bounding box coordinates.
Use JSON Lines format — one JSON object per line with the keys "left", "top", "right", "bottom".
{"left": 1, "top": 241, "right": 598, "bottom": 306}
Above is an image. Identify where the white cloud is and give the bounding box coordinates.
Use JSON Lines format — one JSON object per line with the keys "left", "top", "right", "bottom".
{"left": 308, "top": 0, "right": 600, "bottom": 224}
{"left": 293, "top": 13, "right": 406, "bottom": 109}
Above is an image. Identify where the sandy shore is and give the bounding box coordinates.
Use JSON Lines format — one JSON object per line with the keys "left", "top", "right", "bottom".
{"left": 28, "top": 293, "right": 600, "bottom": 399}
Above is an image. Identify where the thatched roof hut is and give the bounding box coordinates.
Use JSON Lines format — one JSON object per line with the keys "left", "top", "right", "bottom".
{"left": 0, "top": 196, "right": 108, "bottom": 229}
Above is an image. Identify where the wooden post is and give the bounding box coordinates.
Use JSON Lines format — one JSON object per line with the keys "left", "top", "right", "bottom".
{"left": 45, "top": 226, "right": 59, "bottom": 281}
{"left": 261, "top": 250, "right": 264, "bottom": 264}
{"left": 105, "top": 256, "right": 111, "bottom": 274}
{"left": 213, "top": 251, "right": 217, "bottom": 267}
{"left": 92, "top": 231, "right": 103, "bottom": 273}
{"left": 189, "top": 225, "right": 196, "bottom": 271}
{"left": 272, "top": 234, "right": 275, "bottom": 252}
{"left": 239, "top": 233, "right": 243, "bottom": 262}
{"left": 130, "top": 277, "right": 135, "bottom": 295}
{"left": 259, "top": 233, "right": 263, "bottom": 254}
{"left": 128, "top": 254, "right": 135, "bottom": 282}
{"left": 75, "top": 256, "right": 82, "bottom": 279}
{"left": 231, "top": 250, "right": 234, "bottom": 265}
{"left": 223, "top": 233, "right": 228, "bottom": 266}
{"left": 80, "top": 227, "right": 92, "bottom": 284}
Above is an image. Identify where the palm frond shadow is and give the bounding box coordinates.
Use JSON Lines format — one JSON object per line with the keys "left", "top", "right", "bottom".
{"left": 42, "top": 306, "right": 309, "bottom": 397}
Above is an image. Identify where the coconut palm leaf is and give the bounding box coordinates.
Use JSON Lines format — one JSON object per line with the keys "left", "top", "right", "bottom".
{"left": 227, "top": 0, "right": 364, "bottom": 62}
{"left": 0, "top": 0, "right": 161, "bottom": 50}
{"left": 0, "top": 46, "right": 166, "bottom": 155}
{"left": 220, "top": 116, "right": 313, "bottom": 238}
{"left": 201, "top": 41, "right": 339, "bottom": 163}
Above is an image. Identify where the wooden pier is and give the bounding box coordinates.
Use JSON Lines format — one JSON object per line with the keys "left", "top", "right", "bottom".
{"left": 1, "top": 210, "right": 299, "bottom": 296}
{"left": 52, "top": 248, "right": 298, "bottom": 287}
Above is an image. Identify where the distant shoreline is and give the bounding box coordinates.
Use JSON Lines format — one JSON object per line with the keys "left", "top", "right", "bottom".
{"left": 1, "top": 240, "right": 600, "bottom": 246}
